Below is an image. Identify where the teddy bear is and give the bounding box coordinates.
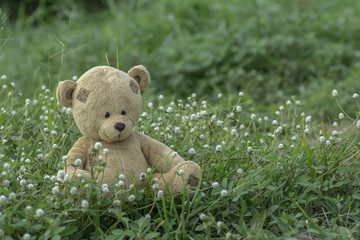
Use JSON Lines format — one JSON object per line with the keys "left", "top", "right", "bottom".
{"left": 56, "top": 65, "right": 201, "bottom": 196}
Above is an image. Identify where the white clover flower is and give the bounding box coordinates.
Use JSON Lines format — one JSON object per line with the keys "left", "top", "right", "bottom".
{"left": 57, "top": 170, "right": 65, "bottom": 178}
{"left": 20, "top": 179, "right": 27, "bottom": 187}
{"left": 72, "top": 76, "right": 78, "bottom": 81}
{"left": 250, "top": 114, "right": 256, "bottom": 120}
{"left": 332, "top": 89, "right": 338, "bottom": 97}
{"left": 230, "top": 129, "right": 237, "bottom": 136}
{"left": 103, "top": 148, "right": 110, "bottom": 155}
{"left": 74, "top": 158, "right": 82, "bottom": 167}
{"left": 51, "top": 130, "right": 57, "bottom": 135}
{"left": 35, "top": 208, "right": 44, "bottom": 217}
{"left": 154, "top": 127, "right": 159, "bottom": 132}
{"left": 225, "top": 232, "right": 232, "bottom": 239}
{"left": 157, "top": 190, "right": 164, "bottom": 198}
{"left": 275, "top": 111, "right": 280, "bottom": 116}
{"left": 220, "top": 190, "right": 228, "bottom": 197}
{"left": 305, "top": 116, "right": 312, "bottom": 123}
{"left": 192, "top": 101, "right": 197, "bottom": 107}
{"left": 147, "top": 102, "right": 153, "bottom": 109}
{"left": 357, "top": 120, "right": 360, "bottom": 128}
{"left": 295, "top": 100, "right": 301, "bottom": 105}
{"left": 247, "top": 146, "right": 253, "bottom": 152}
{"left": 119, "top": 174, "right": 125, "bottom": 181}
{"left": 171, "top": 152, "right": 178, "bottom": 158}
{"left": 275, "top": 127, "right": 282, "bottom": 134}
{"left": 177, "top": 169, "right": 185, "bottom": 176}
{"left": 272, "top": 120, "right": 278, "bottom": 125}
{"left": 81, "top": 200, "right": 89, "bottom": 209}
{"left": 2, "top": 84, "right": 7, "bottom": 89}
{"left": 3, "top": 163, "right": 10, "bottom": 170}
{"left": 70, "top": 187, "right": 78, "bottom": 195}
{"left": 113, "top": 200, "right": 121, "bottom": 206}
{"left": 236, "top": 106, "right": 242, "bottom": 112}
{"left": 166, "top": 107, "right": 173, "bottom": 113}
{"left": 332, "top": 130, "right": 339, "bottom": 136}
{"left": 94, "top": 142, "right": 103, "bottom": 150}
{"left": 152, "top": 183, "right": 159, "bottom": 190}
{"left": 199, "top": 213, "right": 207, "bottom": 221}
{"left": 174, "top": 127, "right": 181, "bottom": 134}
{"left": 189, "top": 148, "right": 196, "bottom": 155}
{"left": 218, "top": 93, "right": 222, "bottom": 98}
{"left": 203, "top": 144, "right": 209, "bottom": 149}
{"left": 1, "top": 75, "right": 7, "bottom": 80}
{"left": 212, "top": 182, "right": 219, "bottom": 188}
{"left": 326, "top": 140, "right": 331, "bottom": 146}
{"left": 62, "top": 156, "right": 69, "bottom": 161}
{"left": 159, "top": 95, "right": 164, "bottom": 100}
{"left": 66, "top": 108, "right": 72, "bottom": 115}
{"left": 353, "top": 93, "right": 358, "bottom": 98}
{"left": 217, "top": 120, "right": 224, "bottom": 126}
{"left": 52, "top": 186, "right": 59, "bottom": 195}
{"left": 286, "top": 100, "right": 292, "bottom": 105}
{"left": 0, "top": 195, "right": 6, "bottom": 204}
{"left": 279, "top": 105, "right": 284, "bottom": 110}
{"left": 238, "top": 92, "right": 244, "bottom": 97}
{"left": 23, "top": 233, "right": 31, "bottom": 240}
{"left": 217, "top": 221, "right": 223, "bottom": 228}
{"left": 278, "top": 144, "right": 284, "bottom": 149}
{"left": 338, "top": 113, "right": 344, "bottom": 119}
{"left": 140, "top": 172, "right": 147, "bottom": 180}
{"left": 264, "top": 116, "right": 269, "bottom": 121}
{"left": 128, "top": 184, "right": 134, "bottom": 189}
{"left": 9, "top": 192, "right": 16, "bottom": 200}
{"left": 237, "top": 168, "right": 244, "bottom": 175}
{"left": 215, "top": 145, "right": 223, "bottom": 152}
{"left": 190, "top": 114, "right": 197, "bottom": 121}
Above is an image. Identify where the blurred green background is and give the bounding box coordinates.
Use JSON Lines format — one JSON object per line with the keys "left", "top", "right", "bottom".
{"left": 1, "top": 0, "right": 360, "bottom": 116}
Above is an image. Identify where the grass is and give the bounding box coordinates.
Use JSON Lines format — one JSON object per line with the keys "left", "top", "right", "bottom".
{"left": 1, "top": 0, "right": 360, "bottom": 116}
{"left": 1, "top": 0, "right": 360, "bottom": 239}
{"left": 0, "top": 80, "right": 360, "bottom": 239}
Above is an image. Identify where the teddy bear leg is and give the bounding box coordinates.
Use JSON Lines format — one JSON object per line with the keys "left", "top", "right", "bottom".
{"left": 153, "top": 161, "right": 201, "bottom": 196}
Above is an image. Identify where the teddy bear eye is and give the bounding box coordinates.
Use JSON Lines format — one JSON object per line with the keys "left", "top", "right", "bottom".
{"left": 121, "top": 110, "right": 126, "bottom": 115}
{"left": 105, "top": 112, "right": 110, "bottom": 118}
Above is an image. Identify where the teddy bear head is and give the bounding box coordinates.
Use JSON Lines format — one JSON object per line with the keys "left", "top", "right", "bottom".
{"left": 56, "top": 65, "right": 150, "bottom": 142}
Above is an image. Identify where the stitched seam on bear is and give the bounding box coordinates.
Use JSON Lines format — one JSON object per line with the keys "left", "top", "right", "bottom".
{"left": 130, "top": 80, "right": 139, "bottom": 94}
{"left": 76, "top": 87, "right": 90, "bottom": 103}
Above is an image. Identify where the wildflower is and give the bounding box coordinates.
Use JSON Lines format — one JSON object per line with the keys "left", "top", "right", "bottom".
{"left": 3, "top": 163, "right": 10, "bottom": 170}
{"left": 147, "top": 102, "right": 153, "bottom": 109}
{"left": 62, "top": 155, "right": 69, "bottom": 161}
{"left": 286, "top": 100, "right": 291, "bottom": 105}
{"left": 174, "top": 127, "right": 181, "bottom": 134}
{"left": 1, "top": 75, "right": 7, "bottom": 80}
{"left": 20, "top": 179, "right": 27, "bottom": 187}
{"left": 72, "top": 76, "right": 78, "bottom": 81}
{"left": 305, "top": 116, "right": 311, "bottom": 123}
{"left": 52, "top": 186, "right": 59, "bottom": 195}
{"left": 177, "top": 169, "right": 185, "bottom": 176}
{"left": 9, "top": 192, "right": 16, "bottom": 200}
{"left": 332, "top": 89, "right": 338, "bottom": 97}
{"left": 213, "top": 144, "right": 223, "bottom": 152}
{"left": 247, "top": 146, "right": 253, "bottom": 152}
{"left": 127, "top": 194, "right": 136, "bottom": 202}
{"left": 225, "top": 232, "right": 232, "bottom": 239}
{"left": 152, "top": 183, "right": 159, "bottom": 190}
{"left": 237, "top": 168, "right": 244, "bottom": 175}
{"left": 275, "top": 111, "right": 280, "bottom": 116}
{"left": 217, "top": 221, "right": 223, "bottom": 228}
{"left": 212, "top": 182, "right": 219, "bottom": 188}
{"left": 203, "top": 144, "right": 209, "bottom": 149}
{"left": 159, "top": 95, "right": 164, "bottom": 100}
{"left": 171, "top": 152, "right": 178, "bottom": 158}
{"left": 35, "top": 208, "right": 44, "bottom": 217}
{"left": 95, "top": 142, "right": 103, "bottom": 150}
{"left": 74, "top": 159, "right": 82, "bottom": 167}
{"left": 190, "top": 114, "right": 197, "bottom": 121}
{"left": 275, "top": 127, "right": 282, "bottom": 134}
{"left": 236, "top": 106, "right": 242, "bottom": 112}
{"left": 0, "top": 195, "right": 6, "bottom": 204}
{"left": 272, "top": 120, "right": 278, "bottom": 125}
{"left": 140, "top": 172, "right": 147, "bottom": 180}
{"left": 238, "top": 92, "right": 244, "bottom": 97}
{"left": 23, "top": 233, "right": 31, "bottom": 240}
{"left": 353, "top": 93, "right": 358, "bottom": 98}
{"left": 279, "top": 105, "right": 284, "bottom": 110}
{"left": 145, "top": 214, "right": 151, "bottom": 220}
{"left": 296, "top": 100, "right": 301, "bottom": 105}
{"left": 220, "top": 190, "right": 228, "bottom": 197}
{"left": 66, "top": 108, "right": 72, "bottom": 114}
{"left": 357, "top": 121, "right": 360, "bottom": 128}
{"left": 81, "top": 200, "right": 89, "bottom": 209}
{"left": 103, "top": 148, "right": 110, "bottom": 155}
{"left": 57, "top": 170, "right": 65, "bottom": 178}
{"left": 113, "top": 200, "right": 121, "bottom": 206}
{"left": 157, "top": 190, "right": 164, "bottom": 198}
{"left": 51, "top": 130, "right": 57, "bottom": 135}
{"left": 189, "top": 148, "right": 196, "bottom": 155}
{"left": 70, "top": 187, "right": 78, "bottom": 195}
{"left": 231, "top": 129, "right": 237, "bottom": 136}
{"left": 52, "top": 144, "right": 58, "bottom": 149}
{"left": 278, "top": 144, "right": 284, "bottom": 149}
{"left": 166, "top": 107, "right": 173, "bottom": 113}
{"left": 338, "top": 113, "right": 344, "bottom": 119}
{"left": 250, "top": 114, "right": 256, "bottom": 120}
{"left": 319, "top": 136, "right": 326, "bottom": 143}
{"left": 218, "top": 93, "right": 222, "bottom": 98}
{"left": 119, "top": 174, "right": 125, "bottom": 180}
{"left": 199, "top": 213, "right": 207, "bottom": 221}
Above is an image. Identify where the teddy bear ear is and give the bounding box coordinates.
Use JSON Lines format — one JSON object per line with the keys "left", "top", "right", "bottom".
{"left": 128, "top": 65, "right": 151, "bottom": 91}
{"left": 56, "top": 80, "right": 77, "bottom": 107}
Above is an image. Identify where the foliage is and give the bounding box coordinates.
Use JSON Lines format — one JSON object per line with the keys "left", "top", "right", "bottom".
{"left": 1, "top": 0, "right": 360, "bottom": 116}
{"left": 0, "top": 78, "right": 359, "bottom": 239}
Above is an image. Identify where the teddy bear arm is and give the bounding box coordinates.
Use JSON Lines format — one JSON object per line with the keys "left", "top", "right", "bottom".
{"left": 136, "top": 132, "right": 184, "bottom": 172}
{"left": 64, "top": 137, "right": 90, "bottom": 177}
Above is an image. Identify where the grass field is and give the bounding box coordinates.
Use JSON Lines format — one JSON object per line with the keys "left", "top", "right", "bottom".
{"left": 1, "top": 0, "right": 360, "bottom": 239}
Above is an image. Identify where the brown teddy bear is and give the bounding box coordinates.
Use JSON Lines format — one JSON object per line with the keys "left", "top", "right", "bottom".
{"left": 56, "top": 65, "right": 201, "bottom": 196}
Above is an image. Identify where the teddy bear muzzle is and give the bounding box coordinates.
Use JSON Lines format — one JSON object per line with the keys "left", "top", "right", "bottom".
{"left": 114, "top": 122, "right": 125, "bottom": 132}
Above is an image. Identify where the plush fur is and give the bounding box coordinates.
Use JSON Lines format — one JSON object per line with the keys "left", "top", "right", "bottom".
{"left": 56, "top": 65, "right": 201, "bottom": 196}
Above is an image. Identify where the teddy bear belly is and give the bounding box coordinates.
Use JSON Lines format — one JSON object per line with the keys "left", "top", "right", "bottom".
{"left": 93, "top": 149, "right": 149, "bottom": 187}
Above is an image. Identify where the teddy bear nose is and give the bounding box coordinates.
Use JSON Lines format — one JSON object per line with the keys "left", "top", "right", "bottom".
{"left": 114, "top": 122, "right": 125, "bottom": 132}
